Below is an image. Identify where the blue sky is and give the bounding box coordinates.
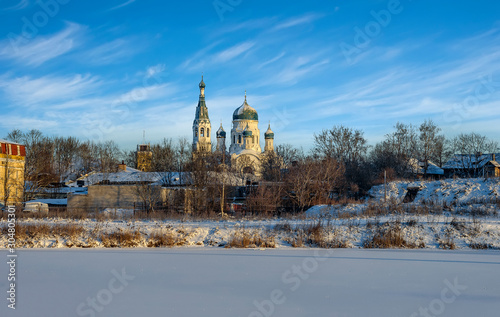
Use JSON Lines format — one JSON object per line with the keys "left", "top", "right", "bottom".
{"left": 1, "top": 0, "right": 500, "bottom": 151}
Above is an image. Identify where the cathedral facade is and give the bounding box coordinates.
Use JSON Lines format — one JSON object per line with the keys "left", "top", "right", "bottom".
{"left": 192, "top": 77, "right": 275, "bottom": 175}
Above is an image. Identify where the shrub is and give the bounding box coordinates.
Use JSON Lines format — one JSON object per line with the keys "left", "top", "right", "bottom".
{"left": 226, "top": 229, "right": 275, "bottom": 248}
{"left": 100, "top": 230, "right": 142, "bottom": 248}
{"left": 364, "top": 223, "right": 421, "bottom": 249}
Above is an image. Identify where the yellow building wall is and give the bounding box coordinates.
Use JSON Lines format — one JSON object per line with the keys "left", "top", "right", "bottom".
{"left": 0, "top": 154, "right": 25, "bottom": 205}
{"left": 137, "top": 151, "right": 152, "bottom": 172}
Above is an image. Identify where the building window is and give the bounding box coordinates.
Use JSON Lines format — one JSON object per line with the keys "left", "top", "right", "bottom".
{"left": 207, "top": 128, "right": 209, "bottom": 137}
{"left": 238, "top": 135, "right": 242, "bottom": 144}
{"left": 233, "top": 135, "right": 236, "bottom": 144}
{"left": 201, "top": 128, "right": 204, "bottom": 137}
{"left": 195, "top": 129, "right": 198, "bottom": 137}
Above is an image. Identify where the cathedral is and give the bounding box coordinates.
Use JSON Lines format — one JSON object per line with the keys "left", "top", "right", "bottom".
{"left": 192, "top": 76, "right": 275, "bottom": 175}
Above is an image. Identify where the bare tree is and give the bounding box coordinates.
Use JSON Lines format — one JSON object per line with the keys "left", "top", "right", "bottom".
{"left": 448, "top": 132, "right": 499, "bottom": 177}
{"left": 134, "top": 174, "right": 162, "bottom": 213}
{"left": 284, "top": 157, "right": 345, "bottom": 212}
{"left": 53, "top": 136, "right": 80, "bottom": 182}
{"left": 370, "top": 122, "right": 419, "bottom": 179}
{"left": 260, "top": 151, "right": 283, "bottom": 182}
{"left": 313, "top": 125, "right": 368, "bottom": 164}
{"left": 418, "top": 119, "right": 445, "bottom": 176}
{"left": 275, "top": 143, "right": 304, "bottom": 167}
{"left": 313, "top": 125, "right": 369, "bottom": 194}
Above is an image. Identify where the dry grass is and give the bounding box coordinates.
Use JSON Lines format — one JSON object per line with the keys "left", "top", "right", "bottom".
{"left": 100, "top": 229, "right": 143, "bottom": 248}
{"left": 469, "top": 243, "right": 500, "bottom": 250}
{"left": 283, "top": 221, "right": 350, "bottom": 248}
{"left": 146, "top": 229, "right": 188, "bottom": 247}
{"left": 226, "top": 229, "right": 275, "bottom": 248}
{"left": 364, "top": 222, "right": 423, "bottom": 249}
{"left": 3, "top": 223, "right": 88, "bottom": 247}
{"left": 438, "top": 237, "right": 456, "bottom": 250}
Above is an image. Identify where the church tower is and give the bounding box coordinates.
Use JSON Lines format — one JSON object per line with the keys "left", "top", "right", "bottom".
{"left": 264, "top": 123, "right": 274, "bottom": 152}
{"left": 136, "top": 143, "right": 152, "bottom": 172}
{"left": 192, "top": 76, "right": 212, "bottom": 153}
{"left": 216, "top": 123, "right": 226, "bottom": 152}
{"left": 229, "top": 92, "right": 260, "bottom": 154}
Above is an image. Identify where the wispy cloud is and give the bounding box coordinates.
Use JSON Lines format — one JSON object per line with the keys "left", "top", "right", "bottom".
{"left": 208, "top": 17, "right": 276, "bottom": 38}
{"left": 0, "top": 73, "right": 100, "bottom": 106}
{"left": 4, "top": 0, "right": 29, "bottom": 11}
{"left": 257, "top": 52, "right": 285, "bottom": 69}
{"left": 213, "top": 41, "right": 255, "bottom": 63}
{"left": 272, "top": 13, "right": 323, "bottom": 31}
{"left": 106, "top": 0, "right": 136, "bottom": 11}
{"left": 180, "top": 41, "right": 255, "bottom": 71}
{"left": 264, "top": 55, "right": 330, "bottom": 85}
{"left": 146, "top": 64, "right": 166, "bottom": 78}
{"left": 0, "top": 22, "right": 84, "bottom": 66}
{"left": 86, "top": 38, "right": 136, "bottom": 65}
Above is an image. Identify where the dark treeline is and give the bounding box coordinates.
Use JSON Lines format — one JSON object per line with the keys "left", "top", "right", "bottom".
{"left": 5, "top": 119, "right": 499, "bottom": 214}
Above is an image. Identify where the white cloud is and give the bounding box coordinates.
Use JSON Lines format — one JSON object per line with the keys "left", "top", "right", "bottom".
{"left": 146, "top": 64, "right": 166, "bottom": 78}
{"left": 4, "top": 0, "right": 29, "bottom": 11}
{"left": 86, "top": 39, "right": 136, "bottom": 65}
{"left": 213, "top": 41, "right": 255, "bottom": 63}
{"left": 272, "top": 13, "right": 323, "bottom": 31}
{"left": 179, "top": 41, "right": 255, "bottom": 71}
{"left": 257, "top": 52, "right": 285, "bottom": 69}
{"left": 106, "top": 0, "right": 136, "bottom": 11}
{"left": 268, "top": 56, "right": 329, "bottom": 85}
{"left": 1, "top": 22, "right": 84, "bottom": 66}
{"left": 0, "top": 73, "right": 100, "bottom": 106}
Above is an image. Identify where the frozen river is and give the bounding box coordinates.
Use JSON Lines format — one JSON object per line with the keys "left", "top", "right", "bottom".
{"left": 1, "top": 248, "right": 499, "bottom": 317}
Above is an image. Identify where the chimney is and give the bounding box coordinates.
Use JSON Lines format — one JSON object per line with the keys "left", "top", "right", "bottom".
{"left": 118, "top": 160, "right": 127, "bottom": 171}
{"left": 493, "top": 153, "right": 496, "bottom": 162}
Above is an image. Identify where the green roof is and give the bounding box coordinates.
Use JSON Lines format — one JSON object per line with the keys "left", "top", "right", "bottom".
{"left": 233, "top": 99, "right": 258, "bottom": 121}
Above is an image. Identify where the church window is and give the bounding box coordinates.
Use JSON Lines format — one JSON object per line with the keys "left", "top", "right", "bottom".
{"left": 238, "top": 135, "right": 242, "bottom": 144}
{"left": 207, "top": 128, "right": 210, "bottom": 137}
{"left": 201, "top": 128, "right": 204, "bottom": 137}
{"left": 195, "top": 129, "right": 198, "bottom": 137}
{"left": 233, "top": 135, "right": 236, "bottom": 144}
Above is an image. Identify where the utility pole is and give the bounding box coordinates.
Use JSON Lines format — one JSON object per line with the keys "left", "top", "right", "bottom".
{"left": 384, "top": 169, "right": 387, "bottom": 204}
{"left": 221, "top": 149, "right": 226, "bottom": 218}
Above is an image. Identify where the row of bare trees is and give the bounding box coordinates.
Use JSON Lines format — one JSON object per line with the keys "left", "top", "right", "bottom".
{"left": 5, "top": 129, "right": 122, "bottom": 200}
{"left": 5, "top": 122, "right": 499, "bottom": 214}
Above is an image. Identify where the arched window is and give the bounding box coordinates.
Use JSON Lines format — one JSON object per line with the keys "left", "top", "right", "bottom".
{"left": 238, "top": 135, "right": 242, "bottom": 144}
{"left": 201, "top": 128, "right": 204, "bottom": 137}
{"left": 207, "top": 128, "right": 210, "bottom": 137}
{"left": 233, "top": 135, "right": 236, "bottom": 144}
{"left": 195, "top": 129, "right": 198, "bottom": 137}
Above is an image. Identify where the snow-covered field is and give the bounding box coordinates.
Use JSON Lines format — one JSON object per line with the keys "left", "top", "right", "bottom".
{"left": 368, "top": 178, "right": 500, "bottom": 204}
{"left": 3, "top": 214, "right": 500, "bottom": 250}
{"left": 1, "top": 248, "right": 499, "bottom": 317}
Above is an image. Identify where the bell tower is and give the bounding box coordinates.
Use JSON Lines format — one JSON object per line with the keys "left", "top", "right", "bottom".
{"left": 192, "top": 76, "right": 212, "bottom": 153}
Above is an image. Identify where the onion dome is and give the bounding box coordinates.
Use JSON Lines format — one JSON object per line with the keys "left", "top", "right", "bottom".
{"left": 242, "top": 124, "right": 253, "bottom": 137}
{"left": 232, "top": 91, "right": 258, "bottom": 121}
{"left": 216, "top": 123, "right": 226, "bottom": 138}
{"left": 199, "top": 75, "right": 205, "bottom": 89}
{"left": 264, "top": 123, "right": 274, "bottom": 139}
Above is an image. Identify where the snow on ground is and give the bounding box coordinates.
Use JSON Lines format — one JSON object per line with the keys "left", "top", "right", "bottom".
{"left": 0, "top": 248, "right": 499, "bottom": 317}
{"left": 368, "top": 178, "right": 500, "bottom": 204}
{"left": 2, "top": 214, "right": 500, "bottom": 250}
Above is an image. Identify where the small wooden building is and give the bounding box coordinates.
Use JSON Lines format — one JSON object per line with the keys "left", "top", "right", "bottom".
{"left": 484, "top": 160, "right": 500, "bottom": 178}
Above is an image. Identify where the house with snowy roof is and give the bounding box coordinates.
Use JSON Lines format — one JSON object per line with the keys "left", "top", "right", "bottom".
{"left": 442, "top": 153, "right": 500, "bottom": 178}
{"left": 410, "top": 159, "right": 444, "bottom": 179}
